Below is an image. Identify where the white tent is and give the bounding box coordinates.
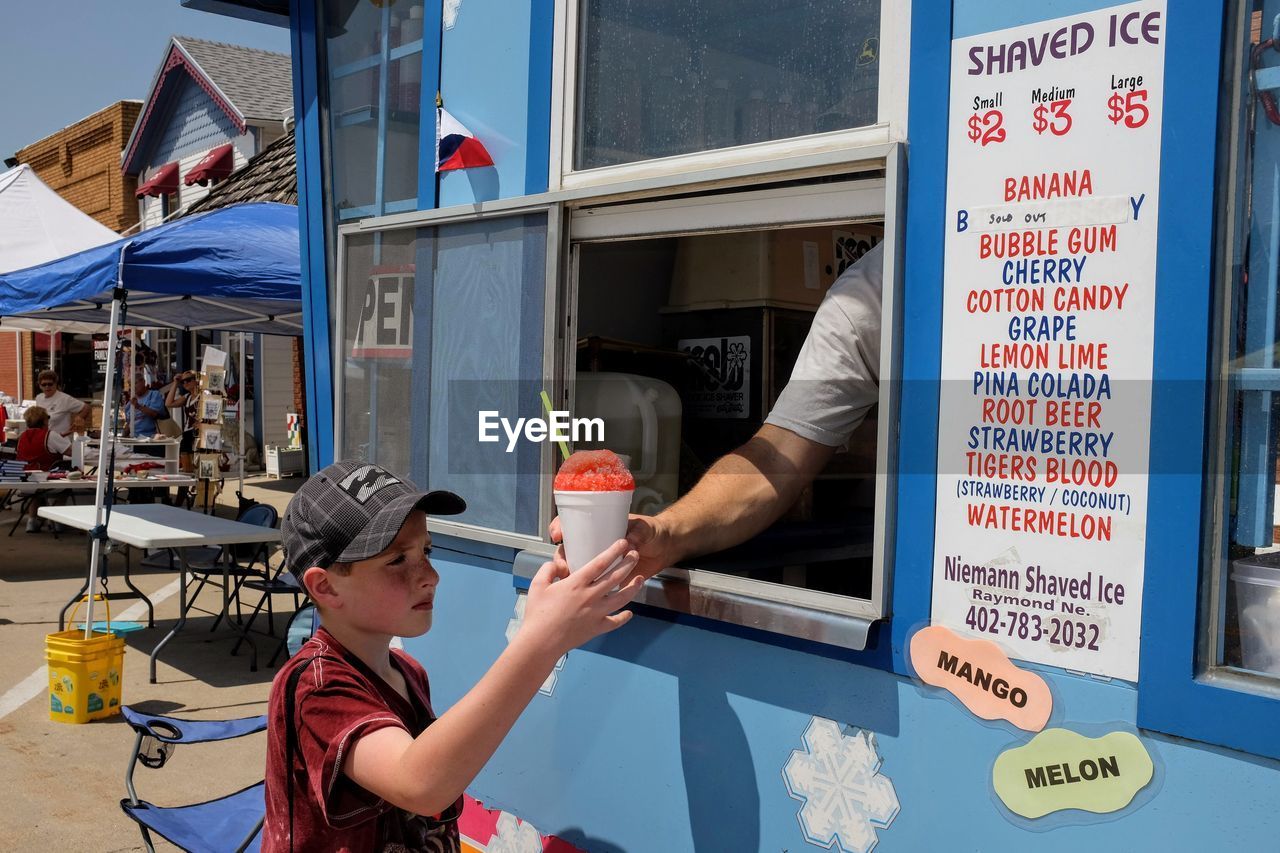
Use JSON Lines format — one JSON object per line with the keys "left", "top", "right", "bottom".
{"left": 0, "top": 164, "right": 120, "bottom": 336}
{"left": 0, "top": 164, "right": 119, "bottom": 274}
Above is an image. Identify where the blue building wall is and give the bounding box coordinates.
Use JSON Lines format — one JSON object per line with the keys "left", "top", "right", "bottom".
{"left": 415, "top": 541, "right": 1280, "bottom": 851}
{"left": 436, "top": 0, "right": 553, "bottom": 204}
{"left": 273, "top": 0, "right": 1280, "bottom": 848}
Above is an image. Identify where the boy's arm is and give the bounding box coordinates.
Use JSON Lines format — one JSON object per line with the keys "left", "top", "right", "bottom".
{"left": 343, "top": 541, "right": 642, "bottom": 817}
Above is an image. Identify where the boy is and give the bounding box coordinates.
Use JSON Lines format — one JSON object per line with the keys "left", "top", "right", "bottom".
{"left": 263, "top": 461, "right": 642, "bottom": 852}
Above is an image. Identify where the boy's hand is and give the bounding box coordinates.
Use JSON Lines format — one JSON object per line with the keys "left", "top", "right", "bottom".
{"left": 519, "top": 538, "right": 644, "bottom": 659}
{"left": 549, "top": 514, "right": 673, "bottom": 580}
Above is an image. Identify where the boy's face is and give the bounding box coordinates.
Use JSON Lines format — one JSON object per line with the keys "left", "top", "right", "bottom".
{"left": 314, "top": 510, "right": 440, "bottom": 638}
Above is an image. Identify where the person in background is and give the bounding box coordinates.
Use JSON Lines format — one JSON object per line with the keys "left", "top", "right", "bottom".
{"left": 16, "top": 406, "right": 71, "bottom": 533}
{"left": 125, "top": 370, "right": 171, "bottom": 504}
{"left": 165, "top": 371, "right": 202, "bottom": 507}
{"left": 34, "top": 370, "right": 91, "bottom": 436}
{"left": 126, "top": 371, "right": 169, "bottom": 440}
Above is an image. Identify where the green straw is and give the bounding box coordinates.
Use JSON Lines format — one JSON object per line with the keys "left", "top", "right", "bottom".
{"left": 540, "top": 390, "right": 571, "bottom": 460}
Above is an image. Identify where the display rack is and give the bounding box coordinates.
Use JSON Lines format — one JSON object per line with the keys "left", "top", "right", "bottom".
{"left": 71, "top": 435, "right": 180, "bottom": 475}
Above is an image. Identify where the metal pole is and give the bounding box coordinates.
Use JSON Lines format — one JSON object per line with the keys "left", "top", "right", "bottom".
{"left": 13, "top": 334, "right": 21, "bottom": 400}
{"left": 84, "top": 244, "right": 129, "bottom": 638}
{"left": 129, "top": 328, "right": 137, "bottom": 438}
{"left": 238, "top": 331, "right": 245, "bottom": 494}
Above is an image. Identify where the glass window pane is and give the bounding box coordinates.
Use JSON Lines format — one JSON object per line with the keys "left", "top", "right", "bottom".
{"left": 323, "top": 0, "right": 424, "bottom": 217}
{"left": 1210, "top": 10, "right": 1280, "bottom": 682}
{"left": 341, "top": 214, "right": 548, "bottom": 536}
{"left": 575, "top": 0, "right": 882, "bottom": 170}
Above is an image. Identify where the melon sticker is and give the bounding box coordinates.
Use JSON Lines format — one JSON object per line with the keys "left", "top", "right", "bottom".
{"left": 992, "top": 728, "right": 1153, "bottom": 819}
{"left": 909, "top": 624, "right": 1052, "bottom": 731}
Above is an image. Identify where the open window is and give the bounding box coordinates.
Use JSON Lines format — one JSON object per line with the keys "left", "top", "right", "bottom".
{"left": 554, "top": 171, "right": 903, "bottom": 642}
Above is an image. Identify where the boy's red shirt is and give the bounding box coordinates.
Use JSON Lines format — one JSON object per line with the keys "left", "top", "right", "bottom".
{"left": 262, "top": 627, "right": 462, "bottom": 852}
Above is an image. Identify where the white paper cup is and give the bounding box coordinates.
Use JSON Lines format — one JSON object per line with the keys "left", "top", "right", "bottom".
{"left": 554, "top": 489, "right": 633, "bottom": 572}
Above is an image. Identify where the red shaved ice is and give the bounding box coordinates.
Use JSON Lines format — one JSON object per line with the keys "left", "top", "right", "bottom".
{"left": 554, "top": 449, "right": 635, "bottom": 491}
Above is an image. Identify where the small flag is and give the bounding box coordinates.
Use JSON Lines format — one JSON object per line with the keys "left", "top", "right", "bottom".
{"left": 436, "top": 107, "right": 494, "bottom": 172}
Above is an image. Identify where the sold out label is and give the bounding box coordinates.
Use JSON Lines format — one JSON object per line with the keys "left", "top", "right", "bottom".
{"left": 909, "top": 625, "right": 1052, "bottom": 732}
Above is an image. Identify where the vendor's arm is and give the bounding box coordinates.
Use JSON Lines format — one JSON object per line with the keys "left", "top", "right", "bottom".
{"left": 342, "top": 540, "right": 643, "bottom": 817}
{"left": 625, "top": 424, "right": 835, "bottom": 577}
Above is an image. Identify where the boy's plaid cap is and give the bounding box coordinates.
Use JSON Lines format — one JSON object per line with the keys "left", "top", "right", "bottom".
{"left": 281, "top": 460, "right": 465, "bottom": 571}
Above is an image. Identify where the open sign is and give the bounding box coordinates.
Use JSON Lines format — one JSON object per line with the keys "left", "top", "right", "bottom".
{"left": 351, "top": 265, "right": 415, "bottom": 359}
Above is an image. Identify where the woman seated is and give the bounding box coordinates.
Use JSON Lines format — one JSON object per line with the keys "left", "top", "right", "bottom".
{"left": 16, "top": 406, "right": 71, "bottom": 533}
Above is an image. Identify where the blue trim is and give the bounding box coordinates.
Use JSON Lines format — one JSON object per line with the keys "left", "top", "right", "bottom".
{"left": 290, "top": 0, "right": 335, "bottom": 470}
{"left": 882, "top": 0, "right": 952, "bottom": 677}
{"left": 524, "top": 0, "right": 554, "bottom": 195}
{"left": 417, "top": 1, "right": 444, "bottom": 210}
{"left": 1136, "top": 0, "right": 1280, "bottom": 761}
{"left": 180, "top": 0, "right": 289, "bottom": 27}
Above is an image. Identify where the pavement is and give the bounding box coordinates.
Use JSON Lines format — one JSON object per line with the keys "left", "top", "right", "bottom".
{"left": 0, "top": 472, "right": 303, "bottom": 850}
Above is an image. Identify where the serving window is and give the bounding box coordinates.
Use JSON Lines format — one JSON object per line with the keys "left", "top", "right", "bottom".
{"left": 561, "top": 175, "right": 902, "bottom": 629}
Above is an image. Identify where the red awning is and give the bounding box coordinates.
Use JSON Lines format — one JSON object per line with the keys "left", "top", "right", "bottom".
{"left": 135, "top": 161, "right": 179, "bottom": 198}
{"left": 184, "top": 143, "right": 235, "bottom": 186}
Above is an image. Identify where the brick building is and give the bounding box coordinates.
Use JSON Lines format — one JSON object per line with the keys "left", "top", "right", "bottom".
{"left": 1, "top": 101, "right": 140, "bottom": 401}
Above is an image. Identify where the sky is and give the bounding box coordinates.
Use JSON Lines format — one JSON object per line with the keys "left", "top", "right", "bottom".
{"left": 0, "top": 1, "right": 291, "bottom": 159}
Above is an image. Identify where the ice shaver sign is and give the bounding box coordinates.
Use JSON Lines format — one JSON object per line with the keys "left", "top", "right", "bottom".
{"left": 679, "top": 335, "right": 751, "bottom": 419}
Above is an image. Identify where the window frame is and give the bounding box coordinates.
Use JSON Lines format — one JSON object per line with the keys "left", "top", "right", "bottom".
{"left": 561, "top": 171, "right": 902, "bottom": 625}
{"left": 1136, "top": 0, "right": 1280, "bottom": 761}
{"left": 547, "top": 0, "right": 912, "bottom": 192}
{"left": 319, "top": 0, "right": 430, "bottom": 222}
{"left": 332, "top": 201, "right": 563, "bottom": 548}
{"left": 337, "top": 143, "right": 905, "bottom": 646}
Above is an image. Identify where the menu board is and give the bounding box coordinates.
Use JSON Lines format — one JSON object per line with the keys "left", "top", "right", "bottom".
{"left": 932, "top": 1, "right": 1166, "bottom": 681}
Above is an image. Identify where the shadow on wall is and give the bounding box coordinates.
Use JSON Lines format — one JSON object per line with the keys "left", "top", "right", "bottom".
{"left": 581, "top": 604, "right": 902, "bottom": 853}
{"left": 443, "top": 166, "right": 499, "bottom": 203}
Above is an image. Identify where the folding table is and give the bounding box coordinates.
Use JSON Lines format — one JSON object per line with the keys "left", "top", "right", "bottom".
{"left": 38, "top": 503, "right": 281, "bottom": 682}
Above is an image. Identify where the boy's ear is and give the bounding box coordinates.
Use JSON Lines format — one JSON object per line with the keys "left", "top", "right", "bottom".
{"left": 302, "top": 566, "right": 341, "bottom": 609}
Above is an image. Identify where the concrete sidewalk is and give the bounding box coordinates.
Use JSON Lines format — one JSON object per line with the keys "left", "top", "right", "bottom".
{"left": 0, "top": 473, "right": 303, "bottom": 849}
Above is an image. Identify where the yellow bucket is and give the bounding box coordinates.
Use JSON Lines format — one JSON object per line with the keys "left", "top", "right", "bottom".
{"left": 45, "top": 595, "right": 125, "bottom": 724}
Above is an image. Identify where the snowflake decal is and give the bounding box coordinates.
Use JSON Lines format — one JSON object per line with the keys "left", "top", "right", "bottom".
{"left": 486, "top": 812, "right": 544, "bottom": 853}
{"left": 783, "top": 717, "right": 899, "bottom": 853}
{"left": 506, "top": 593, "right": 566, "bottom": 696}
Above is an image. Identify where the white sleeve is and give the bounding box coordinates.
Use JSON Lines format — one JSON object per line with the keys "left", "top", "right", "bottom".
{"left": 764, "top": 244, "right": 884, "bottom": 448}
{"left": 47, "top": 430, "right": 71, "bottom": 455}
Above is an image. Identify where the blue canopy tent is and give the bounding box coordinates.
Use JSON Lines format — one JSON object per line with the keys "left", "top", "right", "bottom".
{"left": 0, "top": 202, "right": 302, "bottom": 335}
{"left": 0, "top": 202, "right": 303, "bottom": 636}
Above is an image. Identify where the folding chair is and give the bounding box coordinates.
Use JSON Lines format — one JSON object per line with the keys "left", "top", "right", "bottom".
{"left": 231, "top": 568, "right": 310, "bottom": 664}
{"left": 119, "top": 608, "right": 322, "bottom": 851}
{"left": 183, "top": 503, "right": 280, "bottom": 630}
{"left": 119, "top": 706, "right": 267, "bottom": 853}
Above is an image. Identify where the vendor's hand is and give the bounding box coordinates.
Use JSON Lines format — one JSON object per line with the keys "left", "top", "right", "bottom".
{"left": 519, "top": 539, "right": 643, "bottom": 659}
{"left": 549, "top": 513, "right": 673, "bottom": 581}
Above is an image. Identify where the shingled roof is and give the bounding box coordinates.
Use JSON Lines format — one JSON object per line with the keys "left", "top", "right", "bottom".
{"left": 122, "top": 36, "right": 292, "bottom": 174}
{"left": 176, "top": 37, "right": 293, "bottom": 124}
{"left": 184, "top": 126, "right": 296, "bottom": 215}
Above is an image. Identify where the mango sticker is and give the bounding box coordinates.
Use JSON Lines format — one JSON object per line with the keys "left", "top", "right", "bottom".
{"left": 909, "top": 625, "right": 1052, "bottom": 731}
{"left": 992, "top": 729, "right": 1154, "bottom": 819}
